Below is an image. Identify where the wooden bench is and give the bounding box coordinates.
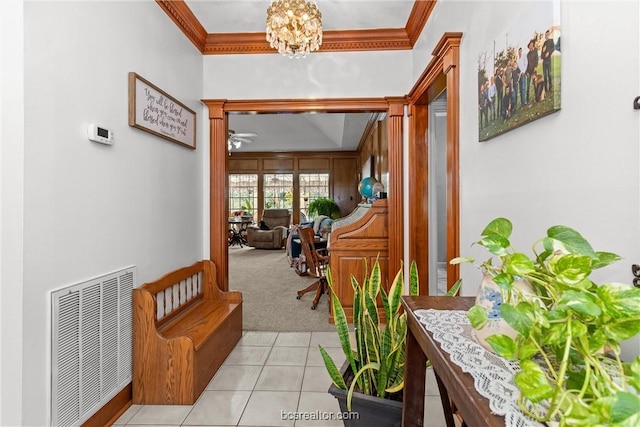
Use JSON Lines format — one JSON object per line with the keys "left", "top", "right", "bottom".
{"left": 132, "top": 260, "right": 242, "bottom": 405}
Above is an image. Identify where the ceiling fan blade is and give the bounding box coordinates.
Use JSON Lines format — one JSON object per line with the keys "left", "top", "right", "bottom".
{"left": 233, "top": 137, "right": 254, "bottom": 144}
{"left": 233, "top": 132, "right": 257, "bottom": 138}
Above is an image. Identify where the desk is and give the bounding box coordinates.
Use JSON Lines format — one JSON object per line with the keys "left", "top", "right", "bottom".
{"left": 228, "top": 218, "right": 252, "bottom": 247}
{"left": 401, "top": 296, "right": 504, "bottom": 427}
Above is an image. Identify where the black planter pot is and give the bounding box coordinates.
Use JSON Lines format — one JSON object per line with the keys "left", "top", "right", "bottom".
{"left": 327, "top": 361, "right": 403, "bottom": 427}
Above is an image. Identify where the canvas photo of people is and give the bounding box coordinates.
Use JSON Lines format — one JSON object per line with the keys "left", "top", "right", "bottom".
{"left": 478, "top": 1, "right": 561, "bottom": 142}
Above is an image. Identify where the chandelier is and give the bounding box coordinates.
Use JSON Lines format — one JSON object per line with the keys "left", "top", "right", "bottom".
{"left": 266, "top": 0, "right": 323, "bottom": 58}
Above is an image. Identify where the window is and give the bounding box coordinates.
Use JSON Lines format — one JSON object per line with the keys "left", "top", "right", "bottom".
{"left": 229, "top": 174, "right": 258, "bottom": 220}
{"left": 299, "top": 173, "right": 330, "bottom": 219}
{"left": 263, "top": 173, "right": 293, "bottom": 210}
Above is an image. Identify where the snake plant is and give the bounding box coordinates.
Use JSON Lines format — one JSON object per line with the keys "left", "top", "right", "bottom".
{"left": 319, "top": 259, "right": 461, "bottom": 410}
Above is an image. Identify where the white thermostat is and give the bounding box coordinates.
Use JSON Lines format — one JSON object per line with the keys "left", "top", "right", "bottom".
{"left": 87, "top": 123, "right": 114, "bottom": 145}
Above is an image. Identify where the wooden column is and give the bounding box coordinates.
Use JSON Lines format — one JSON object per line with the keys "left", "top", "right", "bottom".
{"left": 202, "top": 100, "right": 229, "bottom": 291}
{"left": 437, "top": 37, "right": 461, "bottom": 290}
{"left": 406, "top": 32, "right": 462, "bottom": 293}
{"left": 386, "top": 97, "right": 406, "bottom": 282}
{"left": 407, "top": 103, "right": 429, "bottom": 295}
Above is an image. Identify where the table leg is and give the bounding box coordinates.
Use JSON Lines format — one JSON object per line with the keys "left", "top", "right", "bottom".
{"left": 434, "top": 371, "right": 457, "bottom": 427}
{"left": 402, "top": 328, "right": 426, "bottom": 427}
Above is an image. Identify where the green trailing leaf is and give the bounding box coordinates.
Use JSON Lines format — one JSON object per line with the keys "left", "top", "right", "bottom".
{"left": 548, "top": 254, "right": 592, "bottom": 286}
{"left": 604, "top": 320, "right": 640, "bottom": 342}
{"left": 500, "top": 303, "right": 533, "bottom": 336}
{"left": 610, "top": 392, "right": 640, "bottom": 425}
{"left": 477, "top": 235, "right": 511, "bottom": 256}
{"left": 515, "top": 360, "right": 554, "bottom": 403}
{"left": 467, "top": 305, "right": 488, "bottom": 329}
{"left": 543, "top": 321, "right": 569, "bottom": 346}
{"left": 319, "top": 345, "right": 347, "bottom": 390}
{"left": 547, "top": 225, "right": 596, "bottom": 258}
{"left": 592, "top": 251, "right": 622, "bottom": 269}
{"left": 516, "top": 342, "right": 538, "bottom": 360}
{"left": 625, "top": 356, "right": 640, "bottom": 392}
{"left": 557, "top": 290, "right": 602, "bottom": 317}
{"left": 450, "top": 256, "right": 474, "bottom": 265}
{"left": 492, "top": 272, "right": 514, "bottom": 292}
{"left": 486, "top": 334, "right": 516, "bottom": 359}
{"left": 505, "top": 253, "right": 536, "bottom": 275}
{"left": 597, "top": 283, "right": 640, "bottom": 319}
{"left": 481, "top": 217, "right": 512, "bottom": 238}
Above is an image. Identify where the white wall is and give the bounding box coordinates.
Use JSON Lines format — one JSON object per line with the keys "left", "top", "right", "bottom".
{"left": 203, "top": 50, "right": 413, "bottom": 99}
{"left": 413, "top": 0, "right": 640, "bottom": 358}
{"left": 0, "top": 1, "right": 25, "bottom": 425}
{"left": 21, "top": 1, "right": 204, "bottom": 424}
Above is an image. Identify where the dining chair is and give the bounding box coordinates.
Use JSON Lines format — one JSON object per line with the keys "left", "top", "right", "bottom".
{"left": 295, "top": 226, "right": 329, "bottom": 310}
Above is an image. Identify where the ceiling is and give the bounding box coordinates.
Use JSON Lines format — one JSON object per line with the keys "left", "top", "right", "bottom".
{"left": 185, "top": 0, "right": 415, "bottom": 34}
{"left": 157, "top": 1, "right": 433, "bottom": 152}
{"left": 228, "top": 112, "right": 376, "bottom": 152}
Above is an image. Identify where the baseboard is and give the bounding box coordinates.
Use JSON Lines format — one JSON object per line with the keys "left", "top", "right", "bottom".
{"left": 82, "top": 383, "right": 132, "bottom": 427}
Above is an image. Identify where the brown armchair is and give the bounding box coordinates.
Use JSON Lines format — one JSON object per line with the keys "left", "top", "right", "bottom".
{"left": 246, "top": 209, "right": 291, "bottom": 249}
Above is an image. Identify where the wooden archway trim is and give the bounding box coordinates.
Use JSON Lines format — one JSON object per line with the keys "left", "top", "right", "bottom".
{"left": 202, "top": 97, "right": 406, "bottom": 291}
{"left": 406, "top": 32, "right": 462, "bottom": 295}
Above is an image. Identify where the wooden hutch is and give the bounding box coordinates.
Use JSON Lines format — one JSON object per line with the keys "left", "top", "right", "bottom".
{"left": 327, "top": 199, "right": 389, "bottom": 322}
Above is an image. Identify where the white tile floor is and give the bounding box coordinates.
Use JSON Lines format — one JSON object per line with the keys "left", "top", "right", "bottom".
{"left": 114, "top": 331, "right": 447, "bottom": 427}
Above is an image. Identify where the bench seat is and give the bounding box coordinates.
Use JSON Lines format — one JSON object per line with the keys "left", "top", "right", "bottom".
{"left": 159, "top": 300, "right": 241, "bottom": 350}
{"left": 133, "top": 260, "right": 242, "bottom": 405}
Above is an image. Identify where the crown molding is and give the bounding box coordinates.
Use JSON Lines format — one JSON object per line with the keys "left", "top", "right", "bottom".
{"left": 203, "top": 28, "right": 411, "bottom": 55}
{"left": 156, "top": 0, "right": 206, "bottom": 53}
{"left": 159, "top": 0, "right": 436, "bottom": 55}
{"left": 405, "top": 0, "right": 437, "bottom": 46}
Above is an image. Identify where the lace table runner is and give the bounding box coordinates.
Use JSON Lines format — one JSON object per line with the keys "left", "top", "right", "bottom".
{"left": 415, "top": 309, "right": 544, "bottom": 427}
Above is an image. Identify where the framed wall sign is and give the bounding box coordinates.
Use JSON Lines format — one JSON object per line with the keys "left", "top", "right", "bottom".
{"left": 128, "top": 72, "right": 196, "bottom": 149}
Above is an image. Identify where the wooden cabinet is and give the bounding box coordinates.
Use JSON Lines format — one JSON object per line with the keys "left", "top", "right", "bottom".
{"left": 328, "top": 200, "right": 388, "bottom": 323}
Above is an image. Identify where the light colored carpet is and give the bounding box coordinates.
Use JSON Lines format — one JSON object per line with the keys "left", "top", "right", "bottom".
{"left": 228, "top": 245, "right": 335, "bottom": 332}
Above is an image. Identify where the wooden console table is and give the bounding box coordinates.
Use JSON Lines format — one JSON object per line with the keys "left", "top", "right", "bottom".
{"left": 401, "top": 296, "right": 504, "bottom": 427}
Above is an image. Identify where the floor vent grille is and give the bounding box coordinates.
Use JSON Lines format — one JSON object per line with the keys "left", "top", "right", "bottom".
{"left": 51, "top": 266, "right": 135, "bottom": 427}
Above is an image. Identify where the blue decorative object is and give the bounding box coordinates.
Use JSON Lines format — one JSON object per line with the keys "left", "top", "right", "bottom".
{"left": 358, "top": 176, "right": 379, "bottom": 199}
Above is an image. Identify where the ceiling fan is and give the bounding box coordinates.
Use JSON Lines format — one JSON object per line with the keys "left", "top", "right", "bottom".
{"left": 228, "top": 129, "right": 257, "bottom": 151}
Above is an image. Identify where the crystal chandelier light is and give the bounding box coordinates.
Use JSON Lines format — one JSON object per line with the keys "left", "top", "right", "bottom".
{"left": 266, "top": 0, "right": 323, "bottom": 59}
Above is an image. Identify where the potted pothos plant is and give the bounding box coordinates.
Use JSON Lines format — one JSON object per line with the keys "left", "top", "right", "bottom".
{"left": 452, "top": 217, "right": 640, "bottom": 426}
{"left": 319, "top": 260, "right": 460, "bottom": 426}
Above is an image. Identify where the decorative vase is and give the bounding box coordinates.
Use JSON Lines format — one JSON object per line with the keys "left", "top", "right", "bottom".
{"left": 473, "top": 272, "right": 533, "bottom": 353}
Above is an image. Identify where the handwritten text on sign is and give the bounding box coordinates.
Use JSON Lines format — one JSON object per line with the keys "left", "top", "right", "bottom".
{"left": 130, "top": 73, "right": 196, "bottom": 149}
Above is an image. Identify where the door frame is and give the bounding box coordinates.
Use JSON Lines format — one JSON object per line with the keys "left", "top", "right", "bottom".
{"left": 202, "top": 97, "right": 406, "bottom": 290}
{"left": 407, "top": 32, "right": 462, "bottom": 295}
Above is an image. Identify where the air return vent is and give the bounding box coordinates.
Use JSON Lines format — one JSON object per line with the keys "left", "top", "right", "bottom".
{"left": 51, "top": 266, "right": 135, "bottom": 427}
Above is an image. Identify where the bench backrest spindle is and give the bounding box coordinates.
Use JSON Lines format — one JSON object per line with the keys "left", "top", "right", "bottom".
{"left": 153, "top": 271, "right": 204, "bottom": 327}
